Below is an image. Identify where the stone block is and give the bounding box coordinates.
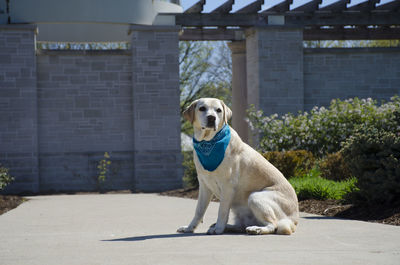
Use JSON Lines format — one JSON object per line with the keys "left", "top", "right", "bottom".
{"left": 91, "top": 62, "right": 106, "bottom": 71}
{"left": 246, "top": 27, "right": 304, "bottom": 116}
{"left": 100, "top": 72, "right": 118, "bottom": 81}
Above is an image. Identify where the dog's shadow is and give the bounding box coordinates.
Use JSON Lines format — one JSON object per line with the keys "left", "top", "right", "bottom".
{"left": 102, "top": 233, "right": 212, "bottom": 242}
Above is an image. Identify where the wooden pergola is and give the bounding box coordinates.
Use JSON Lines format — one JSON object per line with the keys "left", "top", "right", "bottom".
{"left": 175, "top": 0, "right": 400, "bottom": 41}
{"left": 172, "top": 0, "right": 400, "bottom": 144}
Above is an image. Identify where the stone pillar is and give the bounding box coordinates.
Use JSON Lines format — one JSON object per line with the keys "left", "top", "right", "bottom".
{"left": 0, "top": 25, "right": 39, "bottom": 194}
{"left": 228, "top": 41, "right": 248, "bottom": 143}
{"left": 130, "top": 25, "right": 182, "bottom": 192}
{"left": 246, "top": 27, "right": 304, "bottom": 117}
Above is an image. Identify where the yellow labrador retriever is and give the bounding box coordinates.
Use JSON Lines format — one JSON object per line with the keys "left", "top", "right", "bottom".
{"left": 177, "top": 98, "right": 299, "bottom": 235}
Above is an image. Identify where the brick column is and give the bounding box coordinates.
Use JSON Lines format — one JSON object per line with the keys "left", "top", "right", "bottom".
{"left": 0, "top": 25, "right": 39, "bottom": 193}
{"left": 130, "top": 25, "right": 182, "bottom": 191}
{"left": 246, "top": 27, "right": 304, "bottom": 117}
{"left": 228, "top": 41, "right": 248, "bottom": 143}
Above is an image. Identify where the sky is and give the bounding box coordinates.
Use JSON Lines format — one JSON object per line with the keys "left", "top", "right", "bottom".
{"left": 180, "top": 0, "right": 394, "bottom": 12}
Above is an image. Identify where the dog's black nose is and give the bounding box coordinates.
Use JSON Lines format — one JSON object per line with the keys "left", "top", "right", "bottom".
{"left": 207, "top": 115, "right": 216, "bottom": 122}
{"left": 207, "top": 115, "right": 216, "bottom": 127}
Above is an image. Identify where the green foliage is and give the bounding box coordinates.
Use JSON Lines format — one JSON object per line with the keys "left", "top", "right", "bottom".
{"left": 304, "top": 40, "right": 400, "bottom": 48}
{"left": 97, "top": 152, "right": 111, "bottom": 184}
{"left": 289, "top": 169, "right": 358, "bottom": 201}
{"left": 341, "top": 127, "right": 400, "bottom": 206}
{"left": 247, "top": 96, "right": 400, "bottom": 156}
{"left": 262, "top": 150, "right": 315, "bottom": 179}
{"left": 318, "top": 152, "right": 352, "bottom": 181}
{"left": 0, "top": 165, "right": 14, "bottom": 191}
{"left": 182, "top": 151, "right": 198, "bottom": 188}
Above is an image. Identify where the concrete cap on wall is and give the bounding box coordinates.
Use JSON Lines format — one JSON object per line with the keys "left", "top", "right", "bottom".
{"left": 5, "top": 0, "right": 182, "bottom": 42}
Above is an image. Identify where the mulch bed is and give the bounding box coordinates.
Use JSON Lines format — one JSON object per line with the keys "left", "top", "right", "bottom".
{"left": 160, "top": 188, "right": 400, "bottom": 226}
{"left": 0, "top": 195, "right": 25, "bottom": 215}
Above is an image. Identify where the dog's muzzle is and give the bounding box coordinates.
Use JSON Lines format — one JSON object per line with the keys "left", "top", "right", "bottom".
{"left": 206, "top": 115, "right": 216, "bottom": 129}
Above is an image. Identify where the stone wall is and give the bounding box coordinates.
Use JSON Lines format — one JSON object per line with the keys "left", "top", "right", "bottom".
{"left": 130, "top": 26, "right": 182, "bottom": 191}
{"left": 1, "top": 25, "right": 182, "bottom": 194}
{"left": 0, "top": 25, "right": 39, "bottom": 193}
{"left": 246, "top": 27, "right": 304, "bottom": 116}
{"left": 36, "top": 50, "right": 135, "bottom": 191}
{"left": 304, "top": 47, "right": 400, "bottom": 110}
{"left": 246, "top": 28, "right": 400, "bottom": 117}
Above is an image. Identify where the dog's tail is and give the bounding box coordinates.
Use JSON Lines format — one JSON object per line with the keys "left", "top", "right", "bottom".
{"left": 276, "top": 218, "right": 296, "bottom": 235}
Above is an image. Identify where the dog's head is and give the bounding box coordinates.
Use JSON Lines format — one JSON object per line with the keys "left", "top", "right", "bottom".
{"left": 183, "top": 98, "right": 232, "bottom": 140}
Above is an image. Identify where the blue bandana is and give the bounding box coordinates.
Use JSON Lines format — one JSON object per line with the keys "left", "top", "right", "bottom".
{"left": 193, "top": 124, "right": 231, "bottom": 172}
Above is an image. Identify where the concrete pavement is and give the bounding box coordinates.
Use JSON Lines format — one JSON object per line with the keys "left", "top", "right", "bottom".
{"left": 0, "top": 194, "right": 399, "bottom": 265}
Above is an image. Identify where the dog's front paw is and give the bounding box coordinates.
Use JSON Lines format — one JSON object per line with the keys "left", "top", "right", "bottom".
{"left": 207, "top": 224, "right": 224, "bottom": 235}
{"left": 177, "top": 226, "right": 194, "bottom": 233}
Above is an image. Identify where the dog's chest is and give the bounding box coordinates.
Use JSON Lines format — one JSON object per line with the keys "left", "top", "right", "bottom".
{"left": 194, "top": 150, "right": 236, "bottom": 198}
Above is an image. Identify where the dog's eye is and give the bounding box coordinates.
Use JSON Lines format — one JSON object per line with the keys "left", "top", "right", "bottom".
{"left": 216, "top": 108, "right": 222, "bottom": 113}
{"left": 199, "top": 106, "right": 206, "bottom": 112}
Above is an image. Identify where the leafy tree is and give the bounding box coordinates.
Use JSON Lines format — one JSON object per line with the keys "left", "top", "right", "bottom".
{"left": 179, "top": 41, "right": 232, "bottom": 135}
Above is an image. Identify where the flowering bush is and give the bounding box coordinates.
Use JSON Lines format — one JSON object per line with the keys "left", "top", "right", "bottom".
{"left": 247, "top": 96, "right": 400, "bottom": 156}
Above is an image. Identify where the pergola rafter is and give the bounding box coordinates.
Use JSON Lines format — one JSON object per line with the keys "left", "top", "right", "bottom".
{"left": 175, "top": 0, "right": 400, "bottom": 41}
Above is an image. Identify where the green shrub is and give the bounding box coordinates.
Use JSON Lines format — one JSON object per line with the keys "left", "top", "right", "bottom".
{"left": 247, "top": 96, "right": 400, "bottom": 156}
{"left": 289, "top": 169, "right": 358, "bottom": 201}
{"left": 97, "top": 152, "right": 111, "bottom": 183}
{"left": 0, "top": 165, "right": 14, "bottom": 191}
{"left": 263, "top": 150, "right": 315, "bottom": 179}
{"left": 96, "top": 152, "right": 111, "bottom": 191}
{"left": 318, "top": 152, "right": 352, "bottom": 181}
{"left": 182, "top": 151, "right": 198, "bottom": 188}
{"left": 341, "top": 127, "right": 400, "bottom": 206}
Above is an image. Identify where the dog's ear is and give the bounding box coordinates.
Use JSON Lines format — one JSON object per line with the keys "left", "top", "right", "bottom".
{"left": 183, "top": 100, "right": 198, "bottom": 124}
{"left": 220, "top": 100, "right": 232, "bottom": 124}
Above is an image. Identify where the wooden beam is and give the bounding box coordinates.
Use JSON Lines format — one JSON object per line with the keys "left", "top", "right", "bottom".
{"left": 184, "top": 0, "right": 206, "bottom": 14}
{"left": 347, "top": 0, "right": 380, "bottom": 12}
{"left": 211, "top": 0, "right": 234, "bottom": 14}
{"left": 175, "top": 12, "right": 400, "bottom": 27}
{"left": 375, "top": 0, "right": 400, "bottom": 11}
{"left": 318, "top": 0, "right": 350, "bottom": 12}
{"left": 235, "top": 0, "right": 264, "bottom": 13}
{"left": 304, "top": 26, "right": 400, "bottom": 40}
{"left": 179, "top": 28, "right": 245, "bottom": 41}
{"left": 179, "top": 26, "right": 400, "bottom": 41}
{"left": 284, "top": 12, "right": 400, "bottom": 26}
{"left": 175, "top": 13, "right": 264, "bottom": 27}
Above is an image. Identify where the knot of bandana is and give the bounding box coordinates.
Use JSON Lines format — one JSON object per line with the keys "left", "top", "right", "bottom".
{"left": 193, "top": 124, "right": 231, "bottom": 171}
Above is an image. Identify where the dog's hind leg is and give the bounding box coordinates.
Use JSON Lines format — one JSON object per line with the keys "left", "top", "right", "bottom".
{"left": 246, "top": 191, "right": 278, "bottom": 235}
{"left": 246, "top": 191, "right": 294, "bottom": 235}
{"left": 246, "top": 223, "right": 276, "bottom": 235}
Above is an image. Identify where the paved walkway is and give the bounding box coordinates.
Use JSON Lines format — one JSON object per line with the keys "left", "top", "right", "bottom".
{"left": 0, "top": 194, "right": 399, "bottom": 265}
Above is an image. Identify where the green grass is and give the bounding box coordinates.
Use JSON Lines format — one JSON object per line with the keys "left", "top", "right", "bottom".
{"left": 289, "top": 169, "right": 358, "bottom": 201}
